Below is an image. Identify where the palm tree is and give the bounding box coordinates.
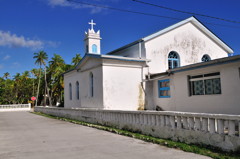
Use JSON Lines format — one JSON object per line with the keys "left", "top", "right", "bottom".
{"left": 49, "top": 54, "right": 65, "bottom": 75}
{"left": 3, "top": 72, "right": 10, "bottom": 89}
{"left": 3, "top": 72, "right": 10, "bottom": 79}
{"left": 33, "top": 51, "right": 51, "bottom": 106}
{"left": 71, "top": 53, "right": 82, "bottom": 66}
{"left": 19, "top": 71, "right": 32, "bottom": 104}
{"left": 22, "top": 71, "right": 30, "bottom": 80}
{"left": 30, "top": 69, "right": 38, "bottom": 96}
{"left": 13, "top": 73, "right": 21, "bottom": 103}
{"left": 30, "top": 68, "right": 39, "bottom": 106}
{"left": 49, "top": 54, "right": 65, "bottom": 105}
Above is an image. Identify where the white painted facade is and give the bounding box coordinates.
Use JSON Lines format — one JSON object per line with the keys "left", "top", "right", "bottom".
{"left": 64, "top": 17, "right": 238, "bottom": 114}
{"left": 64, "top": 54, "right": 147, "bottom": 110}
{"left": 64, "top": 58, "right": 104, "bottom": 109}
{"left": 149, "top": 56, "right": 240, "bottom": 115}
{"left": 102, "top": 59, "right": 146, "bottom": 110}
{"left": 108, "top": 17, "right": 232, "bottom": 74}
{"left": 144, "top": 22, "right": 229, "bottom": 73}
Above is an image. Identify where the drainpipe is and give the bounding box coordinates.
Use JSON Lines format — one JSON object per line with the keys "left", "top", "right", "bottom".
{"left": 139, "top": 41, "right": 142, "bottom": 59}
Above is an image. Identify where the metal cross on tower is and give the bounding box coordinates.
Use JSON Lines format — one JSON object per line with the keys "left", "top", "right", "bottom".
{"left": 89, "top": 19, "right": 96, "bottom": 30}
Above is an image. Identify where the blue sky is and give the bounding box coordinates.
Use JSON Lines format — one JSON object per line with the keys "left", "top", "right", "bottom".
{"left": 0, "top": 0, "right": 240, "bottom": 77}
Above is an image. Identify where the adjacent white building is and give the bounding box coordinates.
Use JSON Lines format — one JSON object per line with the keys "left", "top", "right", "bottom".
{"left": 147, "top": 55, "right": 240, "bottom": 114}
{"left": 64, "top": 17, "right": 240, "bottom": 114}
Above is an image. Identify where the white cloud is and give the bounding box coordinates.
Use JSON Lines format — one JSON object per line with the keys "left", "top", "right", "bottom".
{"left": 48, "top": 0, "right": 71, "bottom": 7}
{"left": 47, "top": 0, "right": 112, "bottom": 13}
{"left": 0, "top": 31, "right": 43, "bottom": 50}
{"left": 0, "top": 30, "right": 60, "bottom": 50}
{"left": 3, "top": 55, "right": 10, "bottom": 61}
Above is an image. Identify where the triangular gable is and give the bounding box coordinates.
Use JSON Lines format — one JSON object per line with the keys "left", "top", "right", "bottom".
{"left": 143, "top": 16, "right": 233, "bottom": 53}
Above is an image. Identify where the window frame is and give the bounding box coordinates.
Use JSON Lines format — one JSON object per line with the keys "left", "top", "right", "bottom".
{"left": 76, "top": 81, "right": 80, "bottom": 100}
{"left": 69, "top": 83, "right": 72, "bottom": 100}
{"left": 86, "top": 45, "right": 89, "bottom": 54}
{"left": 189, "top": 72, "right": 221, "bottom": 96}
{"left": 92, "top": 44, "right": 97, "bottom": 53}
{"left": 89, "top": 72, "right": 94, "bottom": 97}
{"left": 168, "top": 51, "right": 180, "bottom": 69}
{"left": 158, "top": 79, "right": 171, "bottom": 98}
{"left": 201, "top": 54, "right": 211, "bottom": 62}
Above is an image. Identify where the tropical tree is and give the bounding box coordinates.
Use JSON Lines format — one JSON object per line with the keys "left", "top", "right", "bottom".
{"left": 13, "top": 73, "right": 21, "bottom": 103}
{"left": 48, "top": 54, "right": 66, "bottom": 105}
{"left": 13, "top": 73, "right": 21, "bottom": 80}
{"left": 1, "top": 79, "right": 14, "bottom": 104}
{"left": 3, "top": 72, "right": 10, "bottom": 79}
{"left": 0, "top": 77, "right": 4, "bottom": 104}
{"left": 30, "top": 68, "right": 38, "bottom": 97}
{"left": 0, "top": 52, "right": 81, "bottom": 105}
{"left": 71, "top": 53, "right": 82, "bottom": 66}
{"left": 21, "top": 71, "right": 30, "bottom": 80}
{"left": 33, "top": 51, "right": 51, "bottom": 106}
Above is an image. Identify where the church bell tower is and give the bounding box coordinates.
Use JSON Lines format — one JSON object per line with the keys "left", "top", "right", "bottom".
{"left": 84, "top": 19, "right": 101, "bottom": 54}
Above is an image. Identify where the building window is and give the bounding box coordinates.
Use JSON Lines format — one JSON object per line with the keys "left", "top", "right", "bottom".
{"left": 86, "top": 45, "right": 89, "bottom": 54}
{"left": 201, "top": 54, "right": 211, "bottom": 62}
{"left": 168, "top": 51, "right": 180, "bottom": 69}
{"left": 92, "top": 44, "right": 97, "bottom": 53}
{"left": 69, "top": 83, "right": 72, "bottom": 100}
{"left": 189, "top": 72, "right": 221, "bottom": 96}
{"left": 239, "top": 68, "right": 240, "bottom": 79}
{"left": 158, "top": 79, "right": 170, "bottom": 98}
{"left": 89, "top": 72, "right": 94, "bottom": 97}
{"left": 76, "top": 81, "right": 79, "bottom": 100}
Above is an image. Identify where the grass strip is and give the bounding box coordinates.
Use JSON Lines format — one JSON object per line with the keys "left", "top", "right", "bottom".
{"left": 32, "top": 112, "right": 240, "bottom": 159}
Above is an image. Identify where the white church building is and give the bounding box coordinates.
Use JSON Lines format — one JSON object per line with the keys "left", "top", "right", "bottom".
{"left": 64, "top": 17, "right": 240, "bottom": 114}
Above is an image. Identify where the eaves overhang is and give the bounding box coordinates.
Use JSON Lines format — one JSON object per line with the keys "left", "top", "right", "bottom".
{"left": 148, "top": 55, "right": 240, "bottom": 80}
{"left": 63, "top": 53, "right": 149, "bottom": 75}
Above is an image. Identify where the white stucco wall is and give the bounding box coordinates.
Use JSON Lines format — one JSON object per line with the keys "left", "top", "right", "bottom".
{"left": 151, "top": 76, "right": 176, "bottom": 111}
{"left": 64, "top": 57, "right": 147, "bottom": 110}
{"left": 102, "top": 60, "right": 146, "bottom": 110}
{"left": 145, "top": 22, "right": 229, "bottom": 73}
{"left": 80, "top": 66, "right": 103, "bottom": 108}
{"left": 64, "top": 70, "right": 81, "bottom": 108}
{"left": 151, "top": 61, "right": 240, "bottom": 114}
{"left": 64, "top": 59, "right": 104, "bottom": 109}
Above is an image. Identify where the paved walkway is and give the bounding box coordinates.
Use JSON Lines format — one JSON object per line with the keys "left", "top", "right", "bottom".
{"left": 0, "top": 111, "right": 211, "bottom": 159}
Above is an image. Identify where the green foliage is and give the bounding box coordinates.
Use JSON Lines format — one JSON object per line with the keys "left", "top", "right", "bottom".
{"left": 0, "top": 52, "right": 82, "bottom": 105}
{"left": 33, "top": 112, "right": 240, "bottom": 159}
{"left": 33, "top": 50, "right": 48, "bottom": 67}
{"left": 71, "top": 53, "right": 82, "bottom": 66}
{"left": 0, "top": 73, "right": 34, "bottom": 104}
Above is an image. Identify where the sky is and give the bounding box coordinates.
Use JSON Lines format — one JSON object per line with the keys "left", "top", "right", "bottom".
{"left": 0, "top": 0, "right": 240, "bottom": 77}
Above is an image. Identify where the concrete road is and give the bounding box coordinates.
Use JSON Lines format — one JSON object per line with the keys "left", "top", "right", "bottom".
{"left": 0, "top": 111, "right": 211, "bottom": 159}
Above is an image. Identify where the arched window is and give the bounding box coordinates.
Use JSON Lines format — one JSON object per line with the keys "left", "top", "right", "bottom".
{"left": 89, "top": 72, "right": 94, "bottom": 97}
{"left": 69, "top": 83, "right": 72, "bottom": 100}
{"left": 201, "top": 54, "right": 211, "bottom": 62}
{"left": 92, "top": 44, "right": 97, "bottom": 53}
{"left": 76, "top": 81, "right": 79, "bottom": 100}
{"left": 168, "top": 51, "right": 180, "bottom": 69}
